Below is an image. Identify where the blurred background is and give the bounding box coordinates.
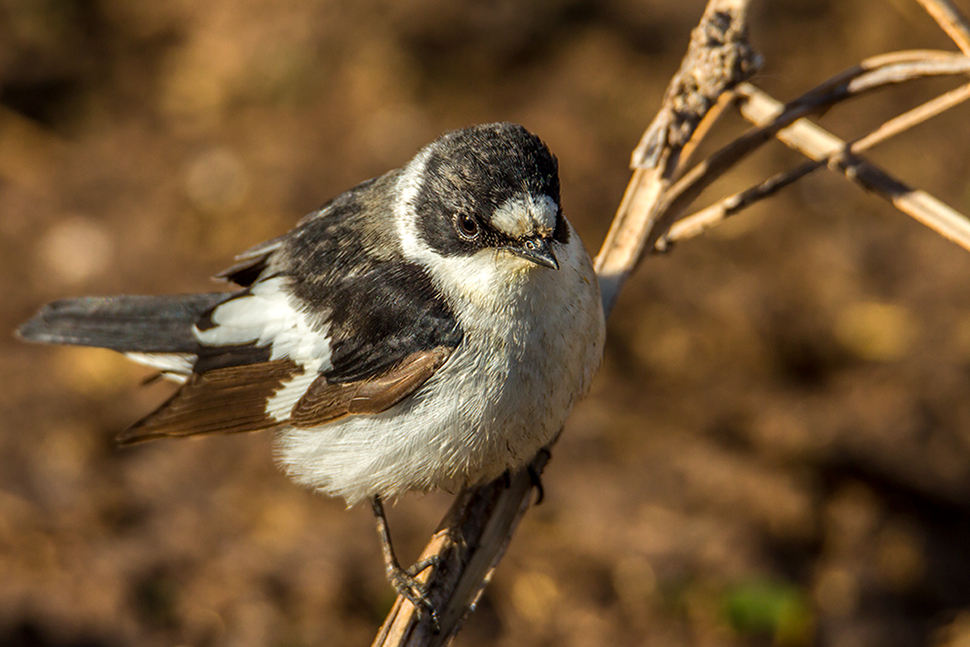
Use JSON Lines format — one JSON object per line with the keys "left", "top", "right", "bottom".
{"left": 3, "top": 0, "right": 970, "bottom": 645}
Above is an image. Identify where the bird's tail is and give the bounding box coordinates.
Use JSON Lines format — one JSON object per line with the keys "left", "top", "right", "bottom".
{"left": 17, "top": 293, "right": 232, "bottom": 353}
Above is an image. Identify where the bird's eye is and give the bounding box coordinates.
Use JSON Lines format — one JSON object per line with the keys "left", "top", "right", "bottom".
{"left": 456, "top": 213, "right": 479, "bottom": 239}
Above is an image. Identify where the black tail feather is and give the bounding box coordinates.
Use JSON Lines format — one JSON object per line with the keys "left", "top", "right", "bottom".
{"left": 17, "top": 293, "right": 233, "bottom": 353}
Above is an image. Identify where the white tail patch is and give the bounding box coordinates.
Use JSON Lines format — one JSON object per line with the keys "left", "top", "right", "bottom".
{"left": 125, "top": 352, "right": 196, "bottom": 382}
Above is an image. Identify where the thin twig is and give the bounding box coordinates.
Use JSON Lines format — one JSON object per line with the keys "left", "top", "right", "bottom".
{"left": 852, "top": 81, "right": 970, "bottom": 149}
{"left": 372, "top": 459, "right": 544, "bottom": 646}
{"left": 645, "top": 51, "right": 970, "bottom": 254}
{"left": 596, "top": 0, "right": 759, "bottom": 315}
{"left": 631, "top": 0, "right": 760, "bottom": 170}
{"left": 672, "top": 90, "right": 742, "bottom": 180}
{"left": 915, "top": 0, "right": 970, "bottom": 55}
{"left": 659, "top": 160, "right": 822, "bottom": 249}
{"left": 663, "top": 80, "right": 970, "bottom": 246}
{"left": 737, "top": 83, "right": 970, "bottom": 252}
{"left": 845, "top": 56, "right": 970, "bottom": 91}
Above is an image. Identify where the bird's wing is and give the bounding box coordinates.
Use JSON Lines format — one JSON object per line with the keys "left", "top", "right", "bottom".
{"left": 118, "top": 280, "right": 459, "bottom": 443}
{"left": 289, "top": 346, "right": 453, "bottom": 428}
{"left": 119, "top": 193, "right": 462, "bottom": 443}
{"left": 117, "top": 358, "right": 301, "bottom": 442}
{"left": 117, "top": 344, "right": 454, "bottom": 442}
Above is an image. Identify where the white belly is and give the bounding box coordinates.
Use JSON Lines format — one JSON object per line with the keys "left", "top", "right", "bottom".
{"left": 274, "top": 233, "right": 604, "bottom": 505}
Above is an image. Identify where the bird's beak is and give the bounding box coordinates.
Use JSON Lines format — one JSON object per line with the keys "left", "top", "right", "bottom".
{"left": 508, "top": 236, "right": 559, "bottom": 270}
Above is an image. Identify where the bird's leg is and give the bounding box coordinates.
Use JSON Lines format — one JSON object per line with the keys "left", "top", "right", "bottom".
{"left": 527, "top": 465, "right": 545, "bottom": 505}
{"left": 500, "top": 456, "right": 546, "bottom": 504}
{"left": 370, "top": 496, "right": 441, "bottom": 632}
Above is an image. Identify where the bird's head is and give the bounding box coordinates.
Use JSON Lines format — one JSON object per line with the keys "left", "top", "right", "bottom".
{"left": 397, "top": 123, "right": 570, "bottom": 279}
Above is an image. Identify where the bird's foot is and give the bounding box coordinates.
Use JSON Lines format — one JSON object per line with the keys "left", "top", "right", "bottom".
{"left": 386, "top": 558, "right": 441, "bottom": 633}
{"left": 407, "top": 554, "right": 442, "bottom": 577}
{"left": 371, "top": 496, "right": 441, "bottom": 632}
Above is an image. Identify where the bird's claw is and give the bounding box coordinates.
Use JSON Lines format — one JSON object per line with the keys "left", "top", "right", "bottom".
{"left": 406, "top": 554, "right": 441, "bottom": 578}
{"left": 387, "top": 565, "right": 441, "bottom": 633}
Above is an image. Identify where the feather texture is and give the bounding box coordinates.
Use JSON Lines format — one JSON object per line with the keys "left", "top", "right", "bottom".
{"left": 18, "top": 293, "right": 231, "bottom": 352}
{"left": 291, "top": 346, "right": 453, "bottom": 427}
{"left": 117, "top": 359, "right": 300, "bottom": 443}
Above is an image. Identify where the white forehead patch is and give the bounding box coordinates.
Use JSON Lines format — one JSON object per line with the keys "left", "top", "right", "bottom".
{"left": 490, "top": 194, "right": 558, "bottom": 238}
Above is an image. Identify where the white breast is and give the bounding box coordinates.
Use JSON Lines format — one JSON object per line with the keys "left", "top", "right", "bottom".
{"left": 274, "top": 223, "right": 605, "bottom": 505}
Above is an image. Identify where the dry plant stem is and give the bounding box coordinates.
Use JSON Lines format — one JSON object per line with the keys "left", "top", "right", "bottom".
{"left": 852, "top": 81, "right": 970, "bottom": 149}
{"left": 595, "top": 164, "right": 669, "bottom": 316}
{"left": 793, "top": 50, "right": 969, "bottom": 102}
{"left": 915, "top": 0, "right": 970, "bottom": 54}
{"left": 672, "top": 90, "right": 741, "bottom": 180}
{"left": 845, "top": 56, "right": 970, "bottom": 91}
{"left": 663, "top": 80, "right": 970, "bottom": 246}
{"left": 631, "top": 0, "right": 759, "bottom": 169}
{"left": 660, "top": 160, "right": 822, "bottom": 247}
{"left": 737, "top": 83, "right": 970, "bottom": 251}
{"left": 648, "top": 52, "right": 970, "bottom": 254}
{"left": 629, "top": 52, "right": 968, "bottom": 267}
{"left": 597, "top": 0, "right": 758, "bottom": 315}
{"left": 372, "top": 455, "right": 548, "bottom": 646}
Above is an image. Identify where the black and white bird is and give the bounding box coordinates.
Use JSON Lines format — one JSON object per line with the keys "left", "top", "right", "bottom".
{"left": 18, "top": 122, "right": 606, "bottom": 621}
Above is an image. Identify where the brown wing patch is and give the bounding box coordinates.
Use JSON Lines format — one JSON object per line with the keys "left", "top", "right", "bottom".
{"left": 117, "top": 359, "right": 300, "bottom": 444}
{"left": 289, "top": 347, "right": 453, "bottom": 428}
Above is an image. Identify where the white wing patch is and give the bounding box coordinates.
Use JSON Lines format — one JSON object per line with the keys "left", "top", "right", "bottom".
{"left": 193, "top": 276, "right": 333, "bottom": 366}
{"left": 265, "top": 359, "right": 323, "bottom": 422}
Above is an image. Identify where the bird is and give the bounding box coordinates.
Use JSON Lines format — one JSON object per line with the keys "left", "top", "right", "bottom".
{"left": 18, "top": 122, "right": 606, "bottom": 625}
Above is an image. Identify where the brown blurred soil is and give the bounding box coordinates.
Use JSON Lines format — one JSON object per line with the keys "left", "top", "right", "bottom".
{"left": 2, "top": 1, "right": 970, "bottom": 646}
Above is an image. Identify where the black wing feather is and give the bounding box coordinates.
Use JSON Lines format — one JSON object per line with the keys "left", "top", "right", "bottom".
{"left": 274, "top": 178, "right": 464, "bottom": 385}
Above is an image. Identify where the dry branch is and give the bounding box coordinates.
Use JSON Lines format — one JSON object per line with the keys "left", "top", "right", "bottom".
{"left": 602, "top": 50, "right": 970, "bottom": 300}
{"left": 915, "top": 0, "right": 970, "bottom": 54}
{"left": 631, "top": 0, "right": 760, "bottom": 170}
{"left": 651, "top": 51, "right": 970, "bottom": 250}
{"left": 736, "top": 83, "right": 970, "bottom": 251}
{"left": 663, "top": 80, "right": 970, "bottom": 247}
{"left": 596, "top": 0, "right": 760, "bottom": 315}
{"left": 372, "top": 457, "right": 545, "bottom": 646}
